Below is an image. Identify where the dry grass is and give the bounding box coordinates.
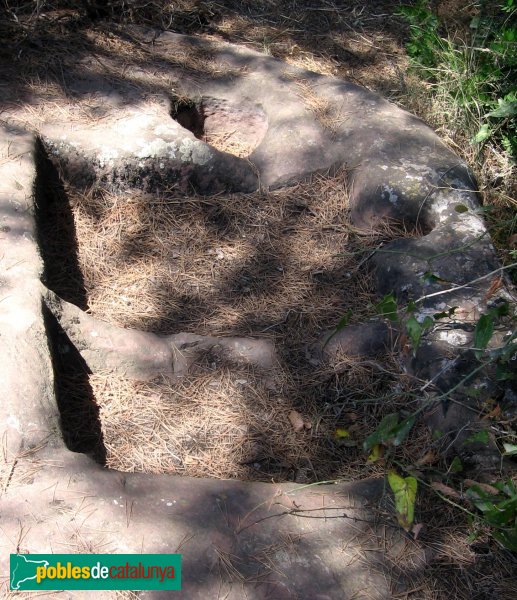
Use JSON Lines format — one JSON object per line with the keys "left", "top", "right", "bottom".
{"left": 70, "top": 169, "right": 379, "bottom": 336}
{"left": 89, "top": 362, "right": 418, "bottom": 482}
{"left": 203, "top": 129, "right": 256, "bottom": 158}
{"left": 56, "top": 168, "right": 419, "bottom": 482}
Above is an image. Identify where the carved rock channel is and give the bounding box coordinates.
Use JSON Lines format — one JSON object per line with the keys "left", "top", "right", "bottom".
{"left": 1, "top": 28, "right": 515, "bottom": 598}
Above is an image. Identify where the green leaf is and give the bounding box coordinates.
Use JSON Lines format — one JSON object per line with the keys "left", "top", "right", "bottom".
{"left": 406, "top": 316, "right": 422, "bottom": 352}
{"left": 465, "top": 430, "right": 490, "bottom": 445}
{"left": 466, "top": 530, "right": 480, "bottom": 544}
{"left": 422, "top": 315, "right": 434, "bottom": 328}
{"left": 406, "top": 315, "right": 434, "bottom": 356}
{"left": 449, "top": 456, "right": 463, "bottom": 473}
{"left": 367, "top": 443, "right": 383, "bottom": 463}
{"left": 495, "top": 479, "right": 517, "bottom": 497}
{"left": 422, "top": 272, "right": 452, "bottom": 284}
{"left": 492, "top": 302, "right": 509, "bottom": 318}
{"left": 433, "top": 311, "right": 449, "bottom": 320}
{"left": 454, "top": 204, "right": 469, "bottom": 213}
{"left": 376, "top": 293, "right": 398, "bottom": 322}
{"left": 392, "top": 415, "right": 416, "bottom": 446}
{"left": 363, "top": 413, "right": 415, "bottom": 450}
{"left": 335, "top": 310, "right": 353, "bottom": 331}
{"left": 363, "top": 413, "right": 399, "bottom": 450}
{"left": 492, "top": 529, "right": 517, "bottom": 552}
{"left": 473, "top": 313, "right": 494, "bottom": 359}
{"left": 406, "top": 300, "right": 417, "bottom": 314}
{"left": 474, "top": 123, "right": 491, "bottom": 143}
{"left": 335, "top": 428, "right": 350, "bottom": 439}
{"left": 466, "top": 487, "right": 495, "bottom": 513}
{"left": 484, "top": 502, "right": 516, "bottom": 526}
{"left": 486, "top": 101, "right": 517, "bottom": 118}
{"left": 388, "top": 471, "right": 418, "bottom": 530}
{"left": 496, "top": 363, "right": 516, "bottom": 381}
{"left": 433, "top": 306, "right": 458, "bottom": 320}
{"left": 503, "top": 443, "right": 517, "bottom": 456}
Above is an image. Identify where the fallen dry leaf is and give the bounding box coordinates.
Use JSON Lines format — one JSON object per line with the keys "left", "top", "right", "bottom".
{"left": 430, "top": 481, "right": 461, "bottom": 499}
{"left": 464, "top": 480, "right": 500, "bottom": 495}
{"left": 482, "top": 404, "right": 501, "bottom": 420}
{"left": 288, "top": 410, "right": 305, "bottom": 432}
{"left": 399, "top": 333, "right": 411, "bottom": 356}
{"left": 416, "top": 450, "right": 437, "bottom": 466}
{"left": 412, "top": 523, "right": 424, "bottom": 540}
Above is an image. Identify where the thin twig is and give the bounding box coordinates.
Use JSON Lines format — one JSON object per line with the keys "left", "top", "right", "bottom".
{"left": 414, "top": 262, "right": 517, "bottom": 304}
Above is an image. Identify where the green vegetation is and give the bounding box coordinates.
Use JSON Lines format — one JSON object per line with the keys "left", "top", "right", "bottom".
{"left": 351, "top": 289, "right": 517, "bottom": 549}
{"left": 398, "top": 0, "right": 516, "bottom": 159}
{"left": 397, "top": 0, "right": 517, "bottom": 281}
{"left": 363, "top": 6, "right": 517, "bottom": 546}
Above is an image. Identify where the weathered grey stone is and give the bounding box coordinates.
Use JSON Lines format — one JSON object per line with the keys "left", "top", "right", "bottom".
{"left": 309, "top": 322, "right": 397, "bottom": 370}
{"left": 19, "top": 27, "right": 476, "bottom": 213}
{"left": 0, "top": 126, "right": 61, "bottom": 458}
{"left": 40, "top": 101, "right": 258, "bottom": 194}
{"left": 44, "top": 290, "right": 279, "bottom": 381}
{"left": 44, "top": 288, "right": 176, "bottom": 380}
{"left": 1, "top": 449, "right": 394, "bottom": 600}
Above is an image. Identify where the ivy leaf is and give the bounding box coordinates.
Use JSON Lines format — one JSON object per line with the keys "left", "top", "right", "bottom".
{"left": 449, "top": 456, "right": 463, "bottom": 473}
{"left": 388, "top": 470, "right": 418, "bottom": 530}
{"left": 363, "top": 413, "right": 415, "bottom": 450}
{"left": 486, "top": 100, "right": 517, "bottom": 118}
{"left": 496, "top": 363, "right": 516, "bottom": 381}
{"left": 392, "top": 415, "right": 416, "bottom": 446}
{"left": 473, "top": 313, "right": 494, "bottom": 359}
{"left": 363, "top": 413, "right": 399, "bottom": 450}
{"left": 433, "top": 306, "right": 457, "bottom": 320}
{"left": 422, "top": 271, "right": 452, "bottom": 284}
{"left": 376, "top": 293, "right": 398, "bottom": 322}
{"left": 406, "top": 300, "right": 417, "bottom": 314}
{"left": 493, "top": 530, "right": 517, "bottom": 552}
{"left": 474, "top": 123, "right": 491, "bottom": 143}
{"left": 465, "top": 430, "right": 490, "bottom": 445}
{"left": 492, "top": 301, "right": 509, "bottom": 318}
{"left": 406, "top": 315, "right": 434, "bottom": 356}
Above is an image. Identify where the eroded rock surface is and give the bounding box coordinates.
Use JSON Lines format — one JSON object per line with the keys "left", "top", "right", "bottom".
{"left": 1, "top": 27, "right": 515, "bottom": 599}
{"left": 45, "top": 289, "right": 279, "bottom": 381}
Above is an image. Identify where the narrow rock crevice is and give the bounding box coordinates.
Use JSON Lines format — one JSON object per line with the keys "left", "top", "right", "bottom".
{"left": 42, "top": 300, "right": 106, "bottom": 463}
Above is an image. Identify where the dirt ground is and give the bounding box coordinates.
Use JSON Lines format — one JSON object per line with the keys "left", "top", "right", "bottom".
{"left": 1, "top": 2, "right": 516, "bottom": 598}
